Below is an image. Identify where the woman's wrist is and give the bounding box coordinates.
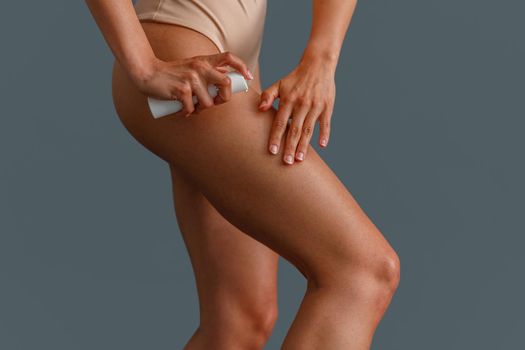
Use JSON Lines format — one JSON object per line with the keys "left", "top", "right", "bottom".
{"left": 299, "top": 42, "right": 339, "bottom": 74}
{"left": 125, "top": 51, "right": 158, "bottom": 85}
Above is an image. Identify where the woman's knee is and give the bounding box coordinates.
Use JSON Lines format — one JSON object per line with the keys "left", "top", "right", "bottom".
{"left": 236, "top": 293, "right": 278, "bottom": 339}
{"left": 201, "top": 295, "right": 278, "bottom": 346}
{"left": 367, "top": 249, "right": 401, "bottom": 295}
{"left": 243, "top": 299, "right": 279, "bottom": 342}
{"left": 310, "top": 230, "right": 401, "bottom": 299}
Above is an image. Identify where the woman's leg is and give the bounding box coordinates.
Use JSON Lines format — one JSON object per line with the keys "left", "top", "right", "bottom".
{"left": 170, "top": 62, "right": 279, "bottom": 350}
{"left": 170, "top": 164, "right": 279, "bottom": 350}
{"left": 112, "top": 22, "right": 400, "bottom": 349}
{"left": 146, "top": 57, "right": 275, "bottom": 350}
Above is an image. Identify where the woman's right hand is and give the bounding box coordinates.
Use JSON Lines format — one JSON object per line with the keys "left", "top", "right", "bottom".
{"left": 131, "top": 52, "right": 254, "bottom": 117}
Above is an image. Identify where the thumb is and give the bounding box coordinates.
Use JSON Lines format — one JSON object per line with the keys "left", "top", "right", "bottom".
{"left": 259, "top": 81, "right": 279, "bottom": 110}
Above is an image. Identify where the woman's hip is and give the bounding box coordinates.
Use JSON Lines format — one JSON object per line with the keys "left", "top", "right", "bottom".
{"left": 133, "top": 0, "right": 267, "bottom": 72}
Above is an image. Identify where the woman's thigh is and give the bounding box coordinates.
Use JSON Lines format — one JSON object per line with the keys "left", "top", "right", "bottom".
{"left": 169, "top": 162, "right": 279, "bottom": 328}
{"left": 112, "top": 21, "right": 395, "bottom": 285}
{"left": 170, "top": 57, "right": 279, "bottom": 321}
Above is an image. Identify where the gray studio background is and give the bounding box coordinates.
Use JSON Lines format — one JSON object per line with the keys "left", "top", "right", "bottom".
{"left": 1, "top": 0, "right": 524, "bottom": 349}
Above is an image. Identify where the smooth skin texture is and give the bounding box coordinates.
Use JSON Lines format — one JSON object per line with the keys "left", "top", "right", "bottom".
{"left": 85, "top": 0, "right": 400, "bottom": 349}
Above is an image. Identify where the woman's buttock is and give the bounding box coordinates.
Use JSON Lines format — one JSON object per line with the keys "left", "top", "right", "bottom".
{"left": 112, "top": 0, "right": 273, "bottom": 176}
{"left": 133, "top": 0, "right": 267, "bottom": 72}
{"left": 111, "top": 17, "right": 272, "bottom": 170}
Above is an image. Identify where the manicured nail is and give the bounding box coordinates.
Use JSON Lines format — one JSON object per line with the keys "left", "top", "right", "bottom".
{"left": 269, "top": 144, "right": 278, "bottom": 154}
{"left": 320, "top": 139, "right": 327, "bottom": 147}
{"left": 247, "top": 70, "right": 254, "bottom": 80}
{"left": 284, "top": 155, "right": 294, "bottom": 164}
{"left": 296, "top": 152, "right": 304, "bottom": 161}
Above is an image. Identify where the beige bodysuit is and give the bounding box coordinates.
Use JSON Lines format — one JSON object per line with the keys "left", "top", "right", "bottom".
{"left": 134, "top": 0, "right": 267, "bottom": 72}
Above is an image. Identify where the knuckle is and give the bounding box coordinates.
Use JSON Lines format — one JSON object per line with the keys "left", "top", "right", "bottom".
{"left": 224, "top": 51, "right": 234, "bottom": 60}
{"left": 312, "top": 99, "right": 323, "bottom": 109}
{"left": 202, "top": 99, "right": 214, "bottom": 108}
{"left": 274, "top": 119, "right": 288, "bottom": 130}
{"left": 280, "top": 96, "right": 291, "bottom": 105}
{"left": 287, "top": 93, "right": 298, "bottom": 103}
{"left": 190, "top": 79, "right": 200, "bottom": 88}
{"left": 290, "top": 124, "right": 301, "bottom": 137}
{"left": 187, "top": 71, "right": 200, "bottom": 84}
{"left": 320, "top": 119, "right": 330, "bottom": 128}
{"left": 302, "top": 125, "right": 313, "bottom": 136}
{"left": 189, "top": 59, "right": 203, "bottom": 70}
{"left": 178, "top": 84, "right": 192, "bottom": 95}
{"left": 296, "top": 96, "right": 310, "bottom": 107}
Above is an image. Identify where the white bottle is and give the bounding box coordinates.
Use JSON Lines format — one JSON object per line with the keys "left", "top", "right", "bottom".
{"left": 147, "top": 71, "right": 249, "bottom": 119}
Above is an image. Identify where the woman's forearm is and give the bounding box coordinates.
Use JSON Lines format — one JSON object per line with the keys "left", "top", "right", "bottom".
{"left": 85, "top": 0, "right": 156, "bottom": 82}
{"left": 300, "top": 0, "right": 358, "bottom": 70}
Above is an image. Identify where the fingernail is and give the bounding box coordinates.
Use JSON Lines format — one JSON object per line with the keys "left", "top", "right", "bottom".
{"left": 297, "top": 152, "right": 304, "bottom": 161}
{"left": 247, "top": 70, "right": 254, "bottom": 80}
{"left": 259, "top": 100, "right": 266, "bottom": 108}
{"left": 284, "top": 155, "right": 294, "bottom": 164}
{"left": 269, "top": 144, "right": 278, "bottom": 154}
{"left": 320, "top": 139, "right": 327, "bottom": 147}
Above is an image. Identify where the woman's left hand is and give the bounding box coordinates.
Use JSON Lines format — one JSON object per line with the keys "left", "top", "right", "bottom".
{"left": 258, "top": 58, "right": 336, "bottom": 165}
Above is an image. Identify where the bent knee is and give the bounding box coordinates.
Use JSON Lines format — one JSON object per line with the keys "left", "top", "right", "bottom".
{"left": 372, "top": 250, "right": 401, "bottom": 292}
{"left": 246, "top": 301, "right": 279, "bottom": 341}
{"left": 236, "top": 294, "right": 278, "bottom": 339}
{"left": 352, "top": 248, "right": 401, "bottom": 292}
{"left": 201, "top": 298, "right": 278, "bottom": 347}
{"left": 312, "top": 236, "right": 401, "bottom": 296}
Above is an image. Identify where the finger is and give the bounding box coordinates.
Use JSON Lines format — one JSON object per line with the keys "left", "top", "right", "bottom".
{"left": 283, "top": 101, "right": 309, "bottom": 165}
{"left": 212, "top": 94, "right": 225, "bottom": 105}
{"left": 173, "top": 83, "right": 195, "bottom": 118}
{"left": 259, "top": 81, "right": 279, "bottom": 111}
{"left": 215, "top": 66, "right": 230, "bottom": 73}
{"left": 318, "top": 101, "right": 334, "bottom": 147}
{"left": 193, "top": 101, "right": 203, "bottom": 114}
{"left": 295, "top": 102, "right": 323, "bottom": 161}
{"left": 207, "top": 51, "right": 253, "bottom": 81}
{"left": 204, "top": 68, "right": 232, "bottom": 103}
{"left": 190, "top": 73, "right": 215, "bottom": 113}
{"left": 268, "top": 98, "right": 293, "bottom": 156}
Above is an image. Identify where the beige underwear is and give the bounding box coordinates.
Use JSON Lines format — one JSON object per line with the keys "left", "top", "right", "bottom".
{"left": 134, "top": 0, "right": 267, "bottom": 72}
